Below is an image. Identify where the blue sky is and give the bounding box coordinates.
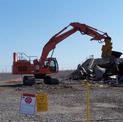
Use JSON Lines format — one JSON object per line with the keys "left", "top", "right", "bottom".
{"left": 0, "top": 0, "right": 123, "bottom": 72}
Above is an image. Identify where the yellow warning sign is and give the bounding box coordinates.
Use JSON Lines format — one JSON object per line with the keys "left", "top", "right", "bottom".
{"left": 36, "top": 93, "right": 48, "bottom": 112}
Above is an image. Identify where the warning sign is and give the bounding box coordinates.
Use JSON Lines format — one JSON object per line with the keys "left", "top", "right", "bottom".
{"left": 19, "top": 93, "right": 36, "bottom": 115}
{"left": 36, "top": 93, "right": 48, "bottom": 112}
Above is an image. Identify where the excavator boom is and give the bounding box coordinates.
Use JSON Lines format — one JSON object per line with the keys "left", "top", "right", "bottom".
{"left": 40, "top": 22, "right": 111, "bottom": 66}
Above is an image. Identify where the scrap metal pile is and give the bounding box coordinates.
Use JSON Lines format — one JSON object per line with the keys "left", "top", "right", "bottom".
{"left": 69, "top": 51, "right": 123, "bottom": 86}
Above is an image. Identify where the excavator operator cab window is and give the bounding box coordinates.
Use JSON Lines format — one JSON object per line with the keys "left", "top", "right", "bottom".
{"left": 44, "top": 60, "right": 49, "bottom": 67}
{"left": 44, "top": 58, "right": 58, "bottom": 72}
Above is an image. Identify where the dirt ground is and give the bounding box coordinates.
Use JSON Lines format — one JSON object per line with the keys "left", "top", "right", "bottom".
{"left": 0, "top": 72, "right": 123, "bottom": 122}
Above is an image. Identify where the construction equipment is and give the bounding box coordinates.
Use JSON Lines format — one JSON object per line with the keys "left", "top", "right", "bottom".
{"left": 12, "top": 22, "right": 112, "bottom": 85}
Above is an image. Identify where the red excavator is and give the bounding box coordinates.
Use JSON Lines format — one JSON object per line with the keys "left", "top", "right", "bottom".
{"left": 12, "top": 22, "right": 112, "bottom": 85}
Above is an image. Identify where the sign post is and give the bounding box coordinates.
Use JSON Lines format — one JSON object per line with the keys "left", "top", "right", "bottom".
{"left": 85, "top": 81, "right": 91, "bottom": 122}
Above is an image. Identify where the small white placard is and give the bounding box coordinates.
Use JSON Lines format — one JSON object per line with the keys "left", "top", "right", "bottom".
{"left": 19, "top": 93, "right": 36, "bottom": 115}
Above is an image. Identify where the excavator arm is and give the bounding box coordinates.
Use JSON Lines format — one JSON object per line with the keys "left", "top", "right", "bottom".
{"left": 40, "top": 22, "right": 112, "bottom": 66}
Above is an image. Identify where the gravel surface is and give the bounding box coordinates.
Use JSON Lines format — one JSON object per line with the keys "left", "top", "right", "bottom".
{"left": 0, "top": 73, "right": 123, "bottom": 122}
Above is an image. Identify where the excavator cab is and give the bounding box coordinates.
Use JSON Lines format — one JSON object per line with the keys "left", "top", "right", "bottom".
{"left": 44, "top": 57, "right": 59, "bottom": 73}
